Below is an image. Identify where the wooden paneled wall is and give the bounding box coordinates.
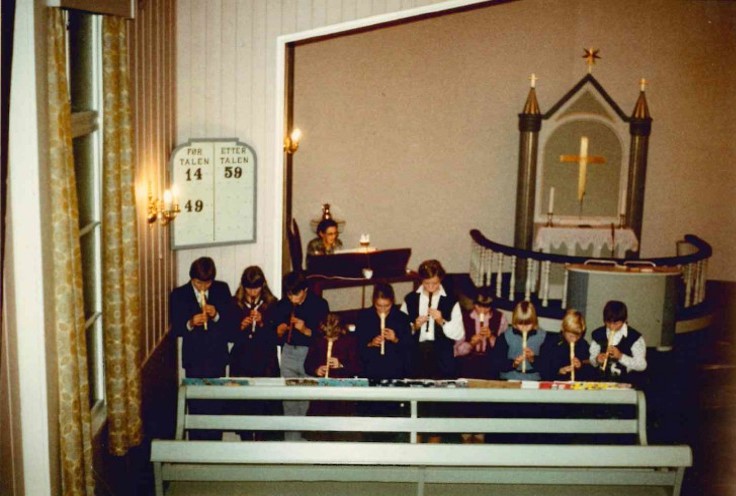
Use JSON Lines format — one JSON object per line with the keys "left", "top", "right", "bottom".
{"left": 175, "top": 0, "right": 445, "bottom": 294}
{"left": 131, "top": 0, "right": 177, "bottom": 361}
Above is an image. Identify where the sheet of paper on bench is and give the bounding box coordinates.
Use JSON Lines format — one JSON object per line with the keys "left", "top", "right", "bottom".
{"left": 307, "top": 247, "right": 412, "bottom": 278}
{"left": 182, "top": 377, "right": 632, "bottom": 391}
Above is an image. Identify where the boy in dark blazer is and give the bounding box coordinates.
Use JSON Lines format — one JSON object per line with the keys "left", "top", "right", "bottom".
{"left": 170, "top": 257, "right": 234, "bottom": 440}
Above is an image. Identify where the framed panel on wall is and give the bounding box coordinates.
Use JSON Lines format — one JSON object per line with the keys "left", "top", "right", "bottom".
{"left": 170, "top": 138, "right": 257, "bottom": 249}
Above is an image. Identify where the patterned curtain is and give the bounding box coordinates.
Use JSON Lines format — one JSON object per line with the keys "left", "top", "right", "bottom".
{"left": 101, "top": 16, "right": 143, "bottom": 456}
{"left": 47, "top": 8, "right": 95, "bottom": 495}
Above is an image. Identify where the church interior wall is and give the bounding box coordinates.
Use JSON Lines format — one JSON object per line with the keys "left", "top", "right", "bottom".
{"left": 176, "top": 0, "right": 736, "bottom": 289}
{"left": 175, "top": 0, "right": 449, "bottom": 291}
{"left": 292, "top": 0, "right": 736, "bottom": 280}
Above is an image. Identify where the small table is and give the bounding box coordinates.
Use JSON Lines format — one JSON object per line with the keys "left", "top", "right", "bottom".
{"left": 535, "top": 226, "right": 639, "bottom": 258}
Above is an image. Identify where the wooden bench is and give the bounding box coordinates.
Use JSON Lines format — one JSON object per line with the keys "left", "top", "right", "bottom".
{"left": 150, "top": 379, "right": 691, "bottom": 496}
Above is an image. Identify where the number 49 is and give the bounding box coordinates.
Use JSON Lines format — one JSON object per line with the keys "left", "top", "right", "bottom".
{"left": 185, "top": 199, "right": 203, "bottom": 212}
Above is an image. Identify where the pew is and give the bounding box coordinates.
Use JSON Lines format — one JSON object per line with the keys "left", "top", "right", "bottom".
{"left": 150, "top": 379, "right": 691, "bottom": 496}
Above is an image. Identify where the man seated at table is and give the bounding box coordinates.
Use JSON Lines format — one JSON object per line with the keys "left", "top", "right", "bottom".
{"left": 307, "top": 218, "right": 343, "bottom": 255}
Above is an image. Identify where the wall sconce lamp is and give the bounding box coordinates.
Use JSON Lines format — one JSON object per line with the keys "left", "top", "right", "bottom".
{"left": 147, "top": 186, "right": 180, "bottom": 226}
{"left": 283, "top": 128, "right": 302, "bottom": 154}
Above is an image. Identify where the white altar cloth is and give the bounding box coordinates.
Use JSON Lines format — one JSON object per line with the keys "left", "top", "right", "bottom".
{"left": 534, "top": 226, "right": 639, "bottom": 258}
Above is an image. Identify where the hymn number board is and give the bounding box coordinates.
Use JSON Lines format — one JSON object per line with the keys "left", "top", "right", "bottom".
{"left": 170, "top": 138, "right": 257, "bottom": 249}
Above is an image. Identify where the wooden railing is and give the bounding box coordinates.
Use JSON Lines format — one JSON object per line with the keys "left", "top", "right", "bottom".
{"left": 469, "top": 230, "right": 712, "bottom": 311}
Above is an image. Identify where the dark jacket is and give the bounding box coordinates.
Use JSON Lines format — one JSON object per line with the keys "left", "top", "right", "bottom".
{"left": 170, "top": 280, "right": 234, "bottom": 378}
{"left": 355, "top": 306, "right": 415, "bottom": 380}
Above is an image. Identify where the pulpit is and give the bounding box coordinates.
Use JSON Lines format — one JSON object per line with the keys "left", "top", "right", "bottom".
{"left": 566, "top": 263, "right": 680, "bottom": 350}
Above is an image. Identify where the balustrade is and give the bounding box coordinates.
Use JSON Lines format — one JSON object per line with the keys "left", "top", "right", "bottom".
{"left": 469, "top": 230, "right": 712, "bottom": 312}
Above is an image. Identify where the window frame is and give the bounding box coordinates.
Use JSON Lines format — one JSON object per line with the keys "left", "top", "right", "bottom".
{"left": 66, "top": 10, "right": 106, "bottom": 430}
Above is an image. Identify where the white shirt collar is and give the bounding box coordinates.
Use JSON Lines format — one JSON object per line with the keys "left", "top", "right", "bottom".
{"left": 191, "top": 282, "right": 209, "bottom": 299}
{"left": 608, "top": 323, "right": 629, "bottom": 338}
{"left": 415, "top": 285, "right": 447, "bottom": 298}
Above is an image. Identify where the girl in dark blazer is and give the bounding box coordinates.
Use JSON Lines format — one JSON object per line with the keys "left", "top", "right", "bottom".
{"left": 229, "top": 266, "right": 283, "bottom": 441}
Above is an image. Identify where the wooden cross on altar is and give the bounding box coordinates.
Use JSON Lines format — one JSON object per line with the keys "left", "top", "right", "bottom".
{"left": 559, "top": 136, "right": 606, "bottom": 207}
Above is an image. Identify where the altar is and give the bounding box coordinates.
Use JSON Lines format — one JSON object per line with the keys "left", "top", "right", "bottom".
{"left": 535, "top": 225, "right": 639, "bottom": 258}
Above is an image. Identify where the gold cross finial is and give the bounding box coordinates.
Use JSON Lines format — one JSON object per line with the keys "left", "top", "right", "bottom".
{"left": 529, "top": 73, "right": 538, "bottom": 88}
{"left": 583, "top": 48, "right": 601, "bottom": 74}
{"left": 639, "top": 78, "right": 647, "bottom": 92}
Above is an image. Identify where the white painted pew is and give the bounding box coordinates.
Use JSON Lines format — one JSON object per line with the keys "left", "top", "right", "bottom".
{"left": 150, "top": 380, "right": 691, "bottom": 496}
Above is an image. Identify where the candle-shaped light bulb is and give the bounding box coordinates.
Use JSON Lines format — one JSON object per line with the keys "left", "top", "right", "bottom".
{"left": 325, "top": 339, "right": 334, "bottom": 379}
{"left": 171, "top": 185, "right": 180, "bottom": 209}
{"left": 163, "top": 189, "right": 173, "bottom": 210}
{"left": 380, "top": 312, "right": 386, "bottom": 356}
{"left": 569, "top": 340, "right": 576, "bottom": 382}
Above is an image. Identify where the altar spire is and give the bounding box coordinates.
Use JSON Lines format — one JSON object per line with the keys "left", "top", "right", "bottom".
{"left": 523, "top": 74, "right": 541, "bottom": 114}
{"left": 632, "top": 79, "right": 650, "bottom": 119}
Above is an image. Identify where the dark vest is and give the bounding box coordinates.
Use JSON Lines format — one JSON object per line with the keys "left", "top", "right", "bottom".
{"left": 404, "top": 291, "right": 457, "bottom": 378}
{"left": 592, "top": 326, "right": 642, "bottom": 379}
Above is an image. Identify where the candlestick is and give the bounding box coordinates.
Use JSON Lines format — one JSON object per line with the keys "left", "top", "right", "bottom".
{"left": 325, "top": 339, "right": 334, "bottom": 379}
{"left": 521, "top": 331, "right": 528, "bottom": 374}
{"left": 380, "top": 313, "right": 386, "bottom": 356}
{"left": 569, "top": 340, "right": 575, "bottom": 382}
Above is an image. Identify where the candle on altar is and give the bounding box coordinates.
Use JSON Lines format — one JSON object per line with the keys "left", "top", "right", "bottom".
{"left": 325, "top": 339, "right": 334, "bottom": 379}
{"left": 380, "top": 312, "right": 386, "bottom": 356}
{"left": 548, "top": 187, "right": 555, "bottom": 214}
{"left": 521, "top": 331, "right": 528, "bottom": 374}
{"left": 569, "top": 340, "right": 576, "bottom": 382}
{"left": 618, "top": 187, "right": 627, "bottom": 217}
